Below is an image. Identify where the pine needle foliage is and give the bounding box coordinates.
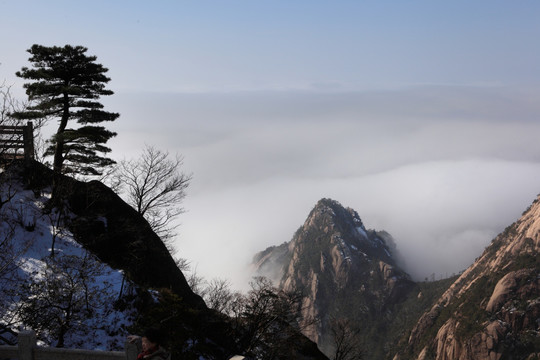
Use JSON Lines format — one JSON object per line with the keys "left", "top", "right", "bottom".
{"left": 14, "top": 44, "right": 119, "bottom": 176}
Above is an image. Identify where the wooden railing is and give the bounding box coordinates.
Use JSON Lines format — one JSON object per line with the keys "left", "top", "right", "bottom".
{"left": 0, "top": 121, "right": 35, "bottom": 161}
{"left": 0, "top": 331, "right": 138, "bottom": 360}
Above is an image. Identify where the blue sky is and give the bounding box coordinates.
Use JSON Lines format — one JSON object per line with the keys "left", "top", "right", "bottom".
{"left": 2, "top": 1, "right": 540, "bottom": 288}
{"left": 3, "top": 1, "right": 539, "bottom": 92}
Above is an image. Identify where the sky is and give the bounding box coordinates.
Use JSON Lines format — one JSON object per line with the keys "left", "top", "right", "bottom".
{"left": 1, "top": 1, "right": 540, "bottom": 289}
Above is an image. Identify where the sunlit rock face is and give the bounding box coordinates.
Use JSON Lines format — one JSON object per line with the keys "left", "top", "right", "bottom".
{"left": 253, "top": 198, "right": 415, "bottom": 357}
{"left": 402, "top": 195, "right": 540, "bottom": 360}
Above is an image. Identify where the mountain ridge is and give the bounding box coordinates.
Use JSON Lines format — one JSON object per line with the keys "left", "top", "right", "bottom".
{"left": 1, "top": 161, "right": 329, "bottom": 359}
{"left": 253, "top": 198, "right": 416, "bottom": 358}
{"left": 23, "top": 161, "right": 204, "bottom": 307}
{"left": 398, "top": 194, "right": 540, "bottom": 359}
{"left": 253, "top": 195, "right": 540, "bottom": 359}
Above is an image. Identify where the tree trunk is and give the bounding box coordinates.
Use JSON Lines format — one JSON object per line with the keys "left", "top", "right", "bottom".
{"left": 52, "top": 94, "right": 70, "bottom": 198}
{"left": 53, "top": 94, "right": 70, "bottom": 174}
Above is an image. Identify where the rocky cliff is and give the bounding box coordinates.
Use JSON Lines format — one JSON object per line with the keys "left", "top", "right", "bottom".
{"left": 22, "top": 161, "right": 205, "bottom": 307}
{"left": 253, "top": 198, "right": 416, "bottom": 358}
{"left": 399, "top": 195, "right": 540, "bottom": 360}
{"left": 8, "top": 161, "right": 329, "bottom": 359}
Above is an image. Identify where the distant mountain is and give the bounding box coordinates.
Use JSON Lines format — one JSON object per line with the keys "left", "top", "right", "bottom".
{"left": 397, "top": 194, "right": 540, "bottom": 359}
{"left": 253, "top": 195, "right": 540, "bottom": 359}
{"left": 253, "top": 198, "right": 416, "bottom": 358}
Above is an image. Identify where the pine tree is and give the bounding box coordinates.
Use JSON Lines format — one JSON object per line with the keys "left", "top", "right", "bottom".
{"left": 14, "top": 44, "right": 119, "bottom": 176}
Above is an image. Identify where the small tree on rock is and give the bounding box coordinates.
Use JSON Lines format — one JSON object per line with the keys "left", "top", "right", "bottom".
{"left": 14, "top": 44, "right": 119, "bottom": 177}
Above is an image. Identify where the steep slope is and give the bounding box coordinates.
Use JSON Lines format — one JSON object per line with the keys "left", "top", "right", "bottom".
{"left": 2, "top": 162, "right": 229, "bottom": 353}
{"left": 399, "top": 195, "right": 540, "bottom": 359}
{"left": 2, "top": 161, "right": 330, "bottom": 359}
{"left": 253, "top": 198, "right": 416, "bottom": 358}
{"left": 22, "top": 161, "right": 205, "bottom": 308}
{"left": 0, "top": 163, "right": 134, "bottom": 349}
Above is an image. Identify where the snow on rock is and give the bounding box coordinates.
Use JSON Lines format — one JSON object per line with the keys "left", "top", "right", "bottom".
{"left": 0, "top": 178, "right": 134, "bottom": 350}
{"left": 356, "top": 226, "right": 368, "bottom": 239}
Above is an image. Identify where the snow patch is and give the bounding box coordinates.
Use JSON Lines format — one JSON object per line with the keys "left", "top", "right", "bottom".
{"left": 0, "top": 181, "right": 134, "bottom": 350}
{"left": 356, "top": 226, "right": 368, "bottom": 239}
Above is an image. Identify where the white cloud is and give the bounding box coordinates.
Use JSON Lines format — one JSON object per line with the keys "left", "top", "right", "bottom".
{"left": 100, "top": 87, "right": 540, "bottom": 289}
{"left": 175, "top": 159, "right": 540, "bottom": 289}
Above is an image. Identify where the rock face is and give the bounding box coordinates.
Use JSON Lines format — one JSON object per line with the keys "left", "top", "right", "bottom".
{"left": 253, "top": 198, "right": 415, "bottom": 358}
{"left": 17, "top": 162, "right": 328, "bottom": 359}
{"left": 15, "top": 161, "right": 203, "bottom": 306}
{"left": 59, "top": 174, "right": 206, "bottom": 308}
{"left": 400, "top": 195, "right": 540, "bottom": 359}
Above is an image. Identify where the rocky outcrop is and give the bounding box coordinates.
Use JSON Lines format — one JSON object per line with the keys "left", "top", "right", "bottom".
{"left": 252, "top": 242, "right": 290, "bottom": 283}
{"left": 6, "top": 161, "right": 330, "bottom": 359}
{"left": 20, "top": 161, "right": 205, "bottom": 307}
{"left": 63, "top": 177, "right": 206, "bottom": 307}
{"left": 253, "top": 198, "right": 415, "bottom": 358}
{"left": 417, "top": 318, "right": 509, "bottom": 360}
{"left": 401, "top": 195, "right": 540, "bottom": 359}
{"left": 486, "top": 269, "right": 537, "bottom": 313}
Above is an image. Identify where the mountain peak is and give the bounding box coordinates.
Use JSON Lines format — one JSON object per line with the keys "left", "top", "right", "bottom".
{"left": 252, "top": 198, "right": 415, "bottom": 356}
{"left": 299, "top": 198, "right": 393, "bottom": 266}
{"left": 309, "top": 198, "right": 365, "bottom": 228}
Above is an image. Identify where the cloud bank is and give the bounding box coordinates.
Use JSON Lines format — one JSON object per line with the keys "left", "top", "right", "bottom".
{"left": 106, "top": 85, "right": 540, "bottom": 289}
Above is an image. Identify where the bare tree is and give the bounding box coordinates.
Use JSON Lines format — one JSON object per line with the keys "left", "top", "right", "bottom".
{"left": 229, "top": 276, "right": 318, "bottom": 359}
{"left": 1, "top": 81, "right": 24, "bottom": 161}
{"left": 1, "top": 80, "right": 47, "bottom": 163}
{"left": 45, "top": 206, "right": 70, "bottom": 258}
{"left": 0, "top": 205, "right": 25, "bottom": 337}
{"left": 330, "top": 317, "right": 364, "bottom": 360}
{"left": 17, "top": 251, "right": 116, "bottom": 347}
{"left": 174, "top": 256, "right": 206, "bottom": 294}
{"left": 96, "top": 165, "right": 123, "bottom": 193}
{"left": 0, "top": 168, "right": 32, "bottom": 285}
{"left": 117, "top": 145, "right": 192, "bottom": 247}
{"left": 175, "top": 259, "right": 238, "bottom": 315}
{"left": 0, "top": 173, "right": 17, "bottom": 211}
{"left": 0, "top": 81, "right": 16, "bottom": 125}
{"left": 0, "top": 166, "right": 34, "bottom": 344}
{"left": 202, "top": 278, "right": 236, "bottom": 315}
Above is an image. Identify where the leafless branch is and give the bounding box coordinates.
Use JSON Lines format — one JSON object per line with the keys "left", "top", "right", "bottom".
{"left": 117, "top": 144, "right": 192, "bottom": 248}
